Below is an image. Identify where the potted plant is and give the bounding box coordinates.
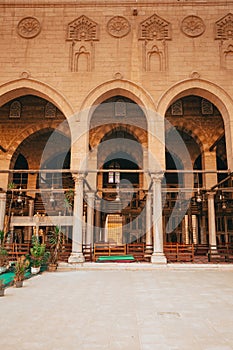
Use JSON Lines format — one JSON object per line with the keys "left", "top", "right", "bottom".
{"left": 0, "top": 248, "right": 9, "bottom": 274}
{"left": 47, "top": 226, "right": 63, "bottom": 271}
{"left": 0, "top": 280, "right": 6, "bottom": 297}
{"left": 14, "top": 255, "right": 29, "bottom": 288}
{"left": 30, "top": 236, "right": 49, "bottom": 274}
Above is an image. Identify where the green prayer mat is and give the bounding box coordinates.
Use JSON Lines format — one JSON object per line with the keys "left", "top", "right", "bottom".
{"left": 97, "top": 255, "right": 135, "bottom": 262}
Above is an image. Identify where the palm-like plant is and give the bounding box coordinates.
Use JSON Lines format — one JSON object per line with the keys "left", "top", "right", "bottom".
{"left": 48, "top": 226, "right": 63, "bottom": 266}
{"left": 14, "top": 255, "right": 29, "bottom": 282}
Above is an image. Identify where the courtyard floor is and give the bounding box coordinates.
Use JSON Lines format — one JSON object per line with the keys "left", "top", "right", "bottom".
{"left": 0, "top": 264, "right": 233, "bottom": 350}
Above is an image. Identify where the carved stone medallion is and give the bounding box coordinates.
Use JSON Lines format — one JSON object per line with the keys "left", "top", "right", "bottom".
{"left": 17, "top": 17, "right": 41, "bottom": 39}
{"left": 107, "top": 16, "right": 130, "bottom": 38}
{"left": 181, "top": 16, "right": 205, "bottom": 37}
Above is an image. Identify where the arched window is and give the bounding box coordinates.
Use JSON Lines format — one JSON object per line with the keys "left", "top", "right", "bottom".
{"left": 108, "top": 161, "right": 120, "bottom": 184}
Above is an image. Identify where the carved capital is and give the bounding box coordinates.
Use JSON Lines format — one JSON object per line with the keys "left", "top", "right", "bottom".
{"left": 151, "top": 172, "right": 164, "bottom": 183}
{"left": 72, "top": 173, "right": 85, "bottom": 183}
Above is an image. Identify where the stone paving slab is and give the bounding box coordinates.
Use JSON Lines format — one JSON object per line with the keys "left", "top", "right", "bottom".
{"left": 0, "top": 268, "right": 233, "bottom": 350}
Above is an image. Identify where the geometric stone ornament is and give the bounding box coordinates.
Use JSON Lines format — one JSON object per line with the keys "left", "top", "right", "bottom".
{"left": 139, "top": 14, "right": 171, "bottom": 41}
{"left": 171, "top": 100, "right": 183, "bottom": 116}
{"left": 70, "top": 42, "right": 93, "bottom": 72}
{"left": 215, "top": 13, "right": 233, "bottom": 40}
{"left": 67, "top": 15, "right": 99, "bottom": 41}
{"left": 190, "top": 71, "right": 200, "bottom": 79}
{"left": 45, "top": 102, "right": 56, "bottom": 118}
{"left": 9, "top": 101, "right": 21, "bottom": 118}
{"left": 146, "top": 44, "right": 165, "bottom": 71}
{"left": 17, "top": 17, "right": 41, "bottom": 39}
{"left": 139, "top": 14, "right": 171, "bottom": 72}
{"left": 201, "top": 99, "right": 213, "bottom": 115}
{"left": 181, "top": 15, "right": 205, "bottom": 37}
{"left": 115, "top": 99, "right": 127, "bottom": 117}
{"left": 107, "top": 16, "right": 131, "bottom": 38}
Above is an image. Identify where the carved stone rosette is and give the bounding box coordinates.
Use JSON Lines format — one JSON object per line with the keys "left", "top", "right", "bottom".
{"left": 107, "top": 16, "right": 131, "bottom": 38}
{"left": 181, "top": 16, "right": 205, "bottom": 37}
{"left": 17, "top": 17, "right": 41, "bottom": 39}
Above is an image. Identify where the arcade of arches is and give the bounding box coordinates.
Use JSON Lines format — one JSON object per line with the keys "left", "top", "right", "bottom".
{"left": 0, "top": 92, "right": 232, "bottom": 264}
{"left": 1, "top": 0, "right": 233, "bottom": 264}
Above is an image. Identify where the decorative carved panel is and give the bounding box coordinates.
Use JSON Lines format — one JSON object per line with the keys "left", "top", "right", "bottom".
{"left": 67, "top": 15, "right": 99, "bottom": 41}
{"left": 139, "top": 14, "right": 170, "bottom": 72}
{"left": 45, "top": 102, "right": 56, "bottom": 118}
{"left": 17, "top": 17, "right": 41, "bottom": 39}
{"left": 216, "top": 14, "right": 233, "bottom": 69}
{"left": 139, "top": 14, "right": 171, "bottom": 41}
{"left": 107, "top": 16, "right": 131, "bottom": 38}
{"left": 70, "top": 42, "right": 93, "bottom": 72}
{"left": 115, "top": 99, "right": 127, "bottom": 117}
{"left": 171, "top": 100, "right": 183, "bottom": 116}
{"left": 201, "top": 99, "right": 213, "bottom": 115}
{"left": 181, "top": 16, "right": 205, "bottom": 37}
{"left": 215, "top": 13, "right": 233, "bottom": 40}
{"left": 9, "top": 101, "right": 21, "bottom": 118}
{"left": 143, "top": 41, "right": 167, "bottom": 71}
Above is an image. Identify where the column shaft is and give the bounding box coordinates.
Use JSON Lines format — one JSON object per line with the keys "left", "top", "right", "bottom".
{"left": 207, "top": 192, "right": 217, "bottom": 248}
{"left": 68, "top": 174, "right": 85, "bottom": 263}
{"left": 151, "top": 174, "right": 167, "bottom": 264}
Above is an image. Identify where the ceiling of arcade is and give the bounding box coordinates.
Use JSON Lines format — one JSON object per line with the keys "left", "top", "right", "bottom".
{"left": 165, "top": 95, "right": 225, "bottom": 153}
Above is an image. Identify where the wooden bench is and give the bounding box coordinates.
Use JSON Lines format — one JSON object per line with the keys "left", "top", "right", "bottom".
{"left": 82, "top": 244, "right": 93, "bottom": 262}
{"left": 127, "top": 243, "right": 145, "bottom": 262}
{"left": 164, "top": 244, "right": 178, "bottom": 262}
{"left": 93, "top": 243, "right": 127, "bottom": 261}
{"left": 164, "top": 244, "right": 194, "bottom": 263}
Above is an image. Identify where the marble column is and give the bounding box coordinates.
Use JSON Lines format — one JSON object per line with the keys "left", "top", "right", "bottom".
{"left": 151, "top": 174, "right": 167, "bottom": 264}
{"left": 86, "top": 192, "right": 95, "bottom": 247}
{"left": 68, "top": 174, "right": 85, "bottom": 263}
{"left": 95, "top": 199, "right": 101, "bottom": 242}
{"left": 0, "top": 192, "right": 6, "bottom": 231}
{"left": 146, "top": 191, "right": 152, "bottom": 246}
{"left": 207, "top": 191, "right": 217, "bottom": 250}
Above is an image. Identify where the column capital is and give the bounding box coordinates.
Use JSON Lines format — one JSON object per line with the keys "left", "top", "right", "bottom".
{"left": 207, "top": 191, "right": 216, "bottom": 199}
{"left": 0, "top": 192, "right": 6, "bottom": 200}
{"left": 151, "top": 172, "right": 164, "bottom": 182}
{"left": 72, "top": 173, "right": 86, "bottom": 183}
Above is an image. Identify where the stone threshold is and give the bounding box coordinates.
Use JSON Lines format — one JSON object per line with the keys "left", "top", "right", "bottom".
{"left": 57, "top": 262, "right": 233, "bottom": 271}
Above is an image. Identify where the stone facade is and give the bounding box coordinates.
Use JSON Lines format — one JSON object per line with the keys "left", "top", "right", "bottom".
{"left": 0, "top": 0, "right": 233, "bottom": 263}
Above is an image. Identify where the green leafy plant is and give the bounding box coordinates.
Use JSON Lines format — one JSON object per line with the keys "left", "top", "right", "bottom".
{"left": 14, "top": 255, "right": 30, "bottom": 282}
{"left": 0, "top": 246, "right": 8, "bottom": 268}
{"left": 30, "top": 236, "right": 50, "bottom": 267}
{"left": 48, "top": 226, "right": 63, "bottom": 266}
{"left": 64, "top": 189, "right": 74, "bottom": 214}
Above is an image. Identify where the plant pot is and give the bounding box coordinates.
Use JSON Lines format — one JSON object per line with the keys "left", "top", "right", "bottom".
{"left": 48, "top": 263, "right": 58, "bottom": 272}
{"left": 15, "top": 280, "right": 23, "bottom": 288}
{"left": 31, "top": 266, "right": 40, "bottom": 274}
{"left": 0, "top": 266, "right": 8, "bottom": 274}
{"left": 0, "top": 288, "right": 5, "bottom": 296}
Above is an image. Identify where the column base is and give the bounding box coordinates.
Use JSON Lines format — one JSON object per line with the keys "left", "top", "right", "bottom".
{"left": 151, "top": 252, "right": 167, "bottom": 264}
{"left": 68, "top": 252, "right": 85, "bottom": 263}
